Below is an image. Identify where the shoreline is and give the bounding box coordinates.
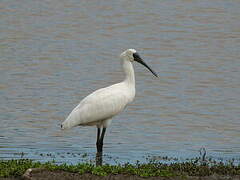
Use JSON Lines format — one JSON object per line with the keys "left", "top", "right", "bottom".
{"left": 2, "top": 170, "right": 240, "bottom": 180}
{"left": 1, "top": 159, "right": 240, "bottom": 180}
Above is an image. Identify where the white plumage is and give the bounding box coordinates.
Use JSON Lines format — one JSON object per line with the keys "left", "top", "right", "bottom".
{"left": 61, "top": 49, "right": 157, "bottom": 154}
{"left": 62, "top": 82, "right": 135, "bottom": 129}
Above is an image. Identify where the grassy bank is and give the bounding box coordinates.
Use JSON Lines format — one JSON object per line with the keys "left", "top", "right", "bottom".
{"left": 0, "top": 159, "right": 240, "bottom": 178}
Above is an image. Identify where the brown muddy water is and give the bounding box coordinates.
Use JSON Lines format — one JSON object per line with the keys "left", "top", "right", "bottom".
{"left": 0, "top": 0, "right": 240, "bottom": 164}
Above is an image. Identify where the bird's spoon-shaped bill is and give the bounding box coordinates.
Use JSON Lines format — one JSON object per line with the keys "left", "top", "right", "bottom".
{"left": 133, "top": 53, "right": 158, "bottom": 77}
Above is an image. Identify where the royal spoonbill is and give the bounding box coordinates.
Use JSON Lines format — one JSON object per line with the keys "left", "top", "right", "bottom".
{"left": 61, "top": 49, "right": 158, "bottom": 154}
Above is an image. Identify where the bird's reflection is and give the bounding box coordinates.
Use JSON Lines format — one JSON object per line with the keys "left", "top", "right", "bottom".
{"left": 95, "top": 152, "right": 103, "bottom": 166}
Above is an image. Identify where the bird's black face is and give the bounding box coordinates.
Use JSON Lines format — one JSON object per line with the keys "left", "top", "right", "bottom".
{"left": 133, "top": 53, "right": 158, "bottom": 77}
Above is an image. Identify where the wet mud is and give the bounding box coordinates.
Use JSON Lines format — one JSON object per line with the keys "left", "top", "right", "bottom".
{"left": 1, "top": 169, "right": 240, "bottom": 180}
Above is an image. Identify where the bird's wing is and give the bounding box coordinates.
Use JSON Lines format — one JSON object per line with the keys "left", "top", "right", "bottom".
{"left": 62, "top": 83, "right": 130, "bottom": 129}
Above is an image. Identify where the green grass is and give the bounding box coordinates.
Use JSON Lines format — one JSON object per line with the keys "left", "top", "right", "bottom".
{"left": 0, "top": 159, "right": 240, "bottom": 178}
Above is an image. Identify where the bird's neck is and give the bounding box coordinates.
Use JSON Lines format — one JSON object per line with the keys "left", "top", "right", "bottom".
{"left": 122, "top": 59, "right": 135, "bottom": 87}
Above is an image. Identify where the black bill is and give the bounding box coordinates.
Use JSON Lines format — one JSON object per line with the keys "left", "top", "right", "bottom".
{"left": 133, "top": 53, "right": 158, "bottom": 77}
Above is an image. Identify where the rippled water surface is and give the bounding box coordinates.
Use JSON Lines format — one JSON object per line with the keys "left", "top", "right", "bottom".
{"left": 0, "top": 0, "right": 240, "bottom": 164}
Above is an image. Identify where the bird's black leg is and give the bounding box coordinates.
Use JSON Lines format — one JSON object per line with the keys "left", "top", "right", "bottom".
{"left": 96, "top": 128, "right": 101, "bottom": 153}
{"left": 96, "top": 128, "right": 106, "bottom": 166}
{"left": 96, "top": 128, "right": 106, "bottom": 153}
{"left": 99, "top": 128, "right": 106, "bottom": 153}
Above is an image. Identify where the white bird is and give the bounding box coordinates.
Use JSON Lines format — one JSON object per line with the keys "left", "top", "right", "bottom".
{"left": 61, "top": 49, "right": 158, "bottom": 153}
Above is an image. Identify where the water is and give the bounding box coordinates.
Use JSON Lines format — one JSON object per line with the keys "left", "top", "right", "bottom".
{"left": 0, "top": 0, "right": 240, "bottom": 164}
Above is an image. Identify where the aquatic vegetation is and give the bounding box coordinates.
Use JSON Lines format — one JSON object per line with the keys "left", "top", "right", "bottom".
{"left": 0, "top": 159, "right": 240, "bottom": 178}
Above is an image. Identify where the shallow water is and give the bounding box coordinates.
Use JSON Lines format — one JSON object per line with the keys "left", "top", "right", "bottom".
{"left": 0, "top": 0, "right": 240, "bottom": 164}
